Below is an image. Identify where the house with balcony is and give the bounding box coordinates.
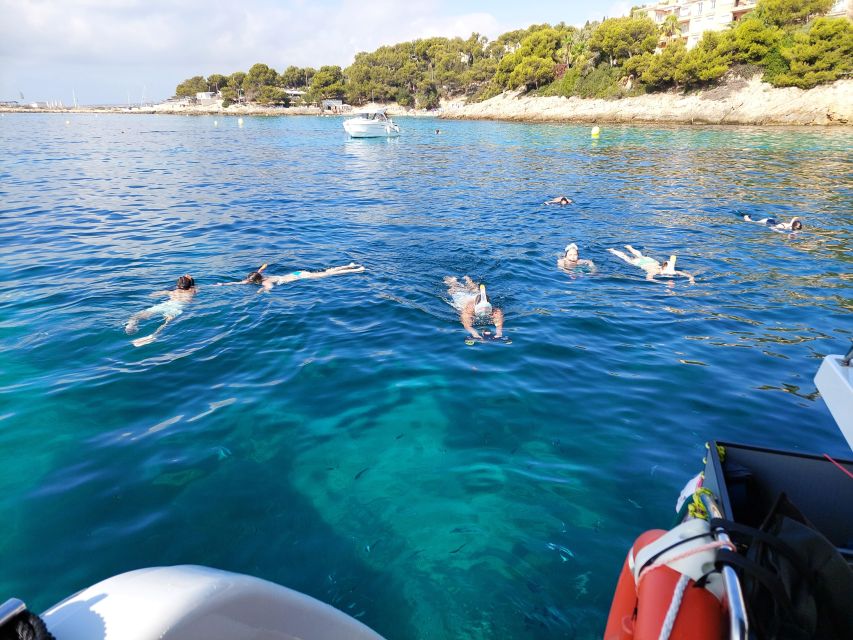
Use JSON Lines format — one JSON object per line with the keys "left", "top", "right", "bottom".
{"left": 643, "top": 0, "right": 850, "bottom": 50}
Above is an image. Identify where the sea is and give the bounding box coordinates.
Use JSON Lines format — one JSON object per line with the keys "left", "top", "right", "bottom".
{"left": 0, "top": 112, "right": 850, "bottom": 639}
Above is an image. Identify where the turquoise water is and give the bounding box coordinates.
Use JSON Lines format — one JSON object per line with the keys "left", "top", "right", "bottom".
{"left": 0, "top": 112, "right": 850, "bottom": 638}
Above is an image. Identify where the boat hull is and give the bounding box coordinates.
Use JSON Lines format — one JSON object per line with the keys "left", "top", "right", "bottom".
{"left": 343, "top": 120, "right": 400, "bottom": 138}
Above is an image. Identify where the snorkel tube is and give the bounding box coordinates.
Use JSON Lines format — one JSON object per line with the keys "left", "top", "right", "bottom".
{"left": 473, "top": 284, "right": 492, "bottom": 316}
{"left": 258, "top": 263, "right": 268, "bottom": 273}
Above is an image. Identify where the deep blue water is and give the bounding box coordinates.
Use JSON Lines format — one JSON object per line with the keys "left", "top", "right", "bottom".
{"left": 0, "top": 112, "right": 850, "bottom": 639}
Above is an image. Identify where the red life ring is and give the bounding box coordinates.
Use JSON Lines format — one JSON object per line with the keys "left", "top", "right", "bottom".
{"left": 604, "top": 529, "right": 723, "bottom": 640}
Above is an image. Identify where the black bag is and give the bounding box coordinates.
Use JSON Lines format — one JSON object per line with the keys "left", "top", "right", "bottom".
{"left": 711, "top": 493, "right": 853, "bottom": 640}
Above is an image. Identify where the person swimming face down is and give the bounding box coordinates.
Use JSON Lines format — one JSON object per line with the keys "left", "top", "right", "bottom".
{"left": 473, "top": 284, "right": 492, "bottom": 316}
{"left": 246, "top": 271, "right": 264, "bottom": 284}
{"left": 791, "top": 217, "right": 803, "bottom": 231}
{"left": 176, "top": 275, "right": 195, "bottom": 290}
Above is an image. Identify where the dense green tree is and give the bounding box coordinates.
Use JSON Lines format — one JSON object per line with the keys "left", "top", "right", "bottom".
{"left": 206, "top": 74, "right": 228, "bottom": 91}
{"left": 242, "top": 63, "right": 279, "bottom": 100}
{"left": 308, "top": 65, "right": 346, "bottom": 101}
{"left": 723, "top": 16, "right": 785, "bottom": 63}
{"left": 256, "top": 86, "right": 290, "bottom": 106}
{"left": 679, "top": 31, "right": 731, "bottom": 88}
{"left": 588, "top": 15, "right": 658, "bottom": 66}
{"left": 756, "top": 0, "right": 833, "bottom": 26}
{"left": 639, "top": 38, "right": 688, "bottom": 89}
{"left": 773, "top": 17, "right": 853, "bottom": 87}
{"left": 508, "top": 55, "right": 557, "bottom": 90}
{"left": 174, "top": 76, "right": 208, "bottom": 97}
{"left": 220, "top": 87, "right": 238, "bottom": 107}
{"left": 280, "top": 65, "right": 314, "bottom": 88}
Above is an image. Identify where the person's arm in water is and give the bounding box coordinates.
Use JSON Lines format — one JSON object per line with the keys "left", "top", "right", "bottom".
{"left": 578, "top": 258, "right": 596, "bottom": 273}
{"left": 299, "top": 264, "right": 365, "bottom": 279}
{"left": 675, "top": 270, "right": 695, "bottom": 284}
{"left": 148, "top": 290, "right": 171, "bottom": 297}
{"left": 493, "top": 308, "right": 504, "bottom": 338}
{"left": 461, "top": 301, "right": 481, "bottom": 340}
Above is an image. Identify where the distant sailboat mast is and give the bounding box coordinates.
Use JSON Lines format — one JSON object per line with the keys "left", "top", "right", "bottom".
{"left": 72, "top": 89, "right": 78, "bottom": 109}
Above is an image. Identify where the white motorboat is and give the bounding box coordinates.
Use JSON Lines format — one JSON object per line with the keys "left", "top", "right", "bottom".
{"left": 343, "top": 108, "right": 400, "bottom": 138}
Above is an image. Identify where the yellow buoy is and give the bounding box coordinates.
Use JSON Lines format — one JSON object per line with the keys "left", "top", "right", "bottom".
{"left": 591, "top": 126, "right": 600, "bottom": 139}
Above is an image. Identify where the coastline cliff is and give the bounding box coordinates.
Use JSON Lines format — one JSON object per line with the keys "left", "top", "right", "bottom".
{"left": 439, "top": 75, "right": 853, "bottom": 126}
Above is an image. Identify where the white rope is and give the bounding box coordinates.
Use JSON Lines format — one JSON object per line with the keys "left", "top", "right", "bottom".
{"left": 658, "top": 573, "right": 691, "bottom": 640}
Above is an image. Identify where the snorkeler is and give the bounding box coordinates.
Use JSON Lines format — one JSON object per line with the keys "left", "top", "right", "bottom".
{"left": 545, "top": 196, "right": 573, "bottom": 205}
{"left": 217, "top": 262, "right": 365, "bottom": 292}
{"left": 125, "top": 274, "right": 196, "bottom": 347}
{"left": 558, "top": 243, "right": 596, "bottom": 273}
{"left": 740, "top": 214, "right": 803, "bottom": 233}
{"left": 444, "top": 276, "right": 505, "bottom": 341}
{"left": 608, "top": 246, "right": 695, "bottom": 284}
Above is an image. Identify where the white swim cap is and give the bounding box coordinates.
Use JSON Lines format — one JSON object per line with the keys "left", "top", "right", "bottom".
{"left": 662, "top": 255, "right": 677, "bottom": 275}
{"left": 474, "top": 284, "right": 492, "bottom": 316}
{"left": 564, "top": 243, "right": 578, "bottom": 256}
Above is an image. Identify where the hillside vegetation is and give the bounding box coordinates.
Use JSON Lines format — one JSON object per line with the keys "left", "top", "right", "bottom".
{"left": 175, "top": 0, "right": 852, "bottom": 107}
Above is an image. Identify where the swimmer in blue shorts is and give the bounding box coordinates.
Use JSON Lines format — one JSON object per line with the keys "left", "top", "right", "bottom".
{"left": 125, "top": 274, "right": 196, "bottom": 347}
{"left": 444, "top": 276, "right": 505, "bottom": 340}
{"left": 218, "top": 262, "right": 365, "bottom": 293}
{"left": 608, "top": 246, "right": 695, "bottom": 284}
{"left": 740, "top": 214, "right": 802, "bottom": 233}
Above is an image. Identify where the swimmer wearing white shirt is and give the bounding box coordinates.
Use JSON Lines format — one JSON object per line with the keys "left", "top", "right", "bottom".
{"left": 608, "top": 246, "right": 695, "bottom": 284}
{"left": 444, "top": 276, "right": 505, "bottom": 341}
{"left": 217, "top": 262, "right": 365, "bottom": 293}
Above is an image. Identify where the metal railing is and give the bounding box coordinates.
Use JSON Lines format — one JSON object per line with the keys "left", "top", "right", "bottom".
{"left": 699, "top": 492, "right": 749, "bottom": 640}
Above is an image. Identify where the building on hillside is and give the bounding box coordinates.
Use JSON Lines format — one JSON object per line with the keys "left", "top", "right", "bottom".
{"left": 321, "top": 99, "right": 343, "bottom": 112}
{"left": 644, "top": 0, "right": 851, "bottom": 50}
{"left": 195, "top": 91, "right": 219, "bottom": 106}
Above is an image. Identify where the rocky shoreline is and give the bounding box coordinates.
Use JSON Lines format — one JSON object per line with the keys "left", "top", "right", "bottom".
{"left": 440, "top": 76, "right": 853, "bottom": 127}
{"left": 3, "top": 76, "right": 851, "bottom": 126}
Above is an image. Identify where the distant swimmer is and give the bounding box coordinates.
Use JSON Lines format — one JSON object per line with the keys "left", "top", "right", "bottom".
{"left": 558, "top": 243, "right": 596, "bottom": 273}
{"left": 740, "top": 214, "right": 803, "bottom": 233}
{"left": 544, "top": 196, "right": 573, "bottom": 205}
{"left": 608, "top": 245, "right": 695, "bottom": 284}
{"left": 444, "top": 276, "right": 505, "bottom": 342}
{"left": 217, "top": 262, "right": 365, "bottom": 293}
{"left": 125, "top": 274, "right": 196, "bottom": 347}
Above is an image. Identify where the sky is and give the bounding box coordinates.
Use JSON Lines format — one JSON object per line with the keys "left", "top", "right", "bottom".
{"left": 0, "top": 0, "right": 632, "bottom": 105}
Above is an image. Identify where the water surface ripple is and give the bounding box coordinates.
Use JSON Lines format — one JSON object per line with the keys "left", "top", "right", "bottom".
{"left": 1, "top": 113, "right": 850, "bottom": 639}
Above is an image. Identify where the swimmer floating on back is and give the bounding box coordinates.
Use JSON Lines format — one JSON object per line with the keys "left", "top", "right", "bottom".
{"left": 544, "top": 196, "right": 573, "bottom": 205}
{"left": 608, "top": 245, "right": 695, "bottom": 284}
{"left": 125, "top": 274, "right": 196, "bottom": 347}
{"left": 217, "top": 262, "right": 365, "bottom": 293}
{"left": 740, "top": 214, "right": 803, "bottom": 233}
{"left": 558, "top": 243, "right": 596, "bottom": 274}
{"left": 444, "top": 276, "right": 505, "bottom": 342}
